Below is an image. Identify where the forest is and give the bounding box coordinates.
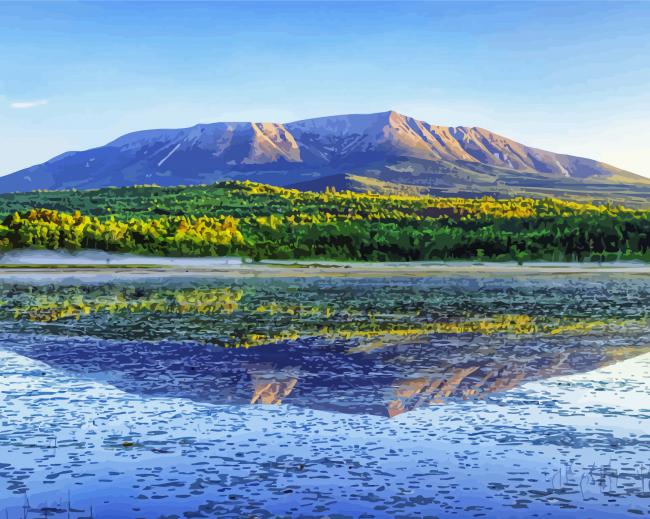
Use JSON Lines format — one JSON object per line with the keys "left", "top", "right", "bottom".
{"left": 2, "top": 180, "right": 650, "bottom": 262}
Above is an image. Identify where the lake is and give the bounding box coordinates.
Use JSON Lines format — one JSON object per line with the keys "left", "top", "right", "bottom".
{"left": 0, "top": 273, "right": 649, "bottom": 518}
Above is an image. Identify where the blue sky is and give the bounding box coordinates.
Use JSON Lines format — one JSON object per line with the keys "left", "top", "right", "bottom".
{"left": 1, "top": 1, "right": 649, "bottom": 176}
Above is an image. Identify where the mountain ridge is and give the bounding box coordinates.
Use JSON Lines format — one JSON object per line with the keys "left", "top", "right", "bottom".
{"left": 1, "top": 110, "right": 648, "bottom": 200}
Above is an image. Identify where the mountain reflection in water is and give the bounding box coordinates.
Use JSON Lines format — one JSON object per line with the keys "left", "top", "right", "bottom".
{"left": 1, "top": 275, "right": 649, "bottom": 417}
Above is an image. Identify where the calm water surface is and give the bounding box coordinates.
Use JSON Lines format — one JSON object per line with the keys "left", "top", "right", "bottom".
{"left": 0, "top": 274, "right": 649, "bottom": 518}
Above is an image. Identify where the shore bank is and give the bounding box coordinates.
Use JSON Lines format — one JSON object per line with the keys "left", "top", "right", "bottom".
{"left": 2, "top": 261, "right": 650, "bottom": 278}
{"left": 2, "top": 250, "right": 650, "bottom": 277}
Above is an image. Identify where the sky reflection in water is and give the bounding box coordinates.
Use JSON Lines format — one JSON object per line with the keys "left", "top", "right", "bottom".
{"left": 0, "top": 275, "right": 649, "bottom": 517}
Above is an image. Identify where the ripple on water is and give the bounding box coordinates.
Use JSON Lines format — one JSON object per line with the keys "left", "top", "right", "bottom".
{"left": 0, "top": 348, "right": 649, "bottom": 517}
{"left": 0, "top": 275, "right": 649, "bottom": 517}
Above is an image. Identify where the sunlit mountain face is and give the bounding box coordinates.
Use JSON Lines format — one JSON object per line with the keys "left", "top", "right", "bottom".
{"left": 1, "top": 275, "right": 649, "bottom": 417}
{"left": 2, "top": 111, "right": 650, "bottom": 202}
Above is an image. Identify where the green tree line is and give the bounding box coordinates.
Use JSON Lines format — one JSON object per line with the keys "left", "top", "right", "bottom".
{"left": 2, "top": 181, "right": 650, "bottom": 261}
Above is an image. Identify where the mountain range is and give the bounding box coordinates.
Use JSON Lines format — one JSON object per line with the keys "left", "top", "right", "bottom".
{"left": 2, "top": 110, "right": 649, "bottom": 202}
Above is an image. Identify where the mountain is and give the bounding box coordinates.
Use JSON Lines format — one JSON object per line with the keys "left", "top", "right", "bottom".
{"left": 2, "top": 110, "right": 649, "bottom": 201}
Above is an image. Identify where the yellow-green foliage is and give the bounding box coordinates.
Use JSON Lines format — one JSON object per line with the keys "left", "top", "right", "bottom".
{"left": 1, "top": 181, "right": 649, "bottom": 261}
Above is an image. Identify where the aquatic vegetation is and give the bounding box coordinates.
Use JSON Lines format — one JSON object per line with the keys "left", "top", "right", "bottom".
{"left": 1, "top": 275, "right": 650, "bottom": 517}
{"left": 5, "top": 282, "right": 646, "bottom": 352}
{"left": 13, "top": 287, "right": 243, "bottom": 322}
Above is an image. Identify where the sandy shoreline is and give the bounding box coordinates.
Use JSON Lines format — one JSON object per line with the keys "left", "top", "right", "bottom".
{"left": 2, "top": 251, "right": 650, "bottom": 277}
{"left": 2, "top": 262, "right": 650, "bottom": 278}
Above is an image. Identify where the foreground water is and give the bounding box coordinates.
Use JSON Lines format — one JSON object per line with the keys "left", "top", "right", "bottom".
{"left": 0, "top": 274, "right": 649, "bottom": 518}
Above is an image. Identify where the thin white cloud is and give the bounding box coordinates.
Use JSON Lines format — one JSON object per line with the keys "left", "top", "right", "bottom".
{"left": 10, "top": 99, "right": 48, "bottom": 109}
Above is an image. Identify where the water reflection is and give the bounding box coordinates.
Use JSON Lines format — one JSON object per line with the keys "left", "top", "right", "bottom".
{"left": 1, "top": 276, "right": 650, "bottom": 417}
{"left": 3, "top": 331, "right": 648, "bottom": 417}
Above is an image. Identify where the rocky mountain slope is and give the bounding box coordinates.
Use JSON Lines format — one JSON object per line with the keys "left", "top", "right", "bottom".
{"left": 1, "top": 110, "right": 648, "bottom": 201}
